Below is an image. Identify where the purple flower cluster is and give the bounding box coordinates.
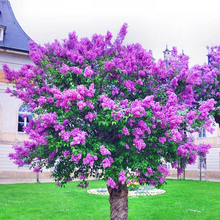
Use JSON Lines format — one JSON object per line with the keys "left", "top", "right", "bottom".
{"left": 197, "top": 143, "right": 211, "bottom": 156}
{"left": 104, "top": 61, "right": 114, "bottom": 71}
{"left": 84, "top": 66, "right": 94, "bottom": 78}
{"left": 37, "top": 96, "right": 47, "bottom": 106}
{"left": 169, "top": 129, "right": 183, "bottom": 143}
{"left": 59, "top": 63, "right": 70, "bottom": 74}
{"left": 146, "top": 167, "right": 153, "bottom": 176}
{"left": 9, "top": 141, "right": 37, "bottom": 167}
{"left": 101, "top": 157, "right": 114, "bottom": 168}
{"left": 100, "top": 145, "right": 111, "bottom": 155}
{"left": 118, "top": 170, "right": 127, "bottom": 185}
{"left": 62, "top": 151, "right": 70, "bottom": 159}
{"left": 122, "top": 127, "right": 130, "bottom": 136}
{"left": 49, "top": 151, "right": 56, "bottom": 159}
{"left": 157, "top": 165, "right": 169, "bottom": 177}
{"left": 124, "top": 80, "right": 136, "bottom": 92}
{"left": 111, "top": 110, "right": 125, "bottom": 121}
{"left": 198, "top": 99, "right": 216, "bottom": 120}
{"left": 99, "top": 94, "right": 117, "bottom": 110}
{"left": 33, "top": 166, "right": 41, "bottom": 173}
{"left": 186, "top": 110, "right": 197, "bottom": 125}
{"left": 83, "top": 153, "right": 98, "bottom": 168}
{"left": 114, "top": 23, "right": 128, "bottom": 49}
{"left": 79, "top": 173, "right": 86, "bottom": 180}
{"left": 158, "top": 137, "right": 166, "bottom": 144}
{"left": 107, "top": 177, "right": 118, "bottom": 189}
{"left": 85, "top": 112, "right": 97, "bottom": 122}
{"left": 53, "top": 84, "right": 95, "bottom": 111}
{"left": 71, "top": 152, "right": 82, "bottom": 164}
{"left": 8, "top": 148, "right": 27, "bottom": 167}
{"left": 40, "top": 113, "right": 57, "bottom": 128}
{"left": 133, "top": 138, "right": 146, "bottom": 150}
{"left": 130, "top": 105, "right": 146, "bottom": 118}
{"left": 59, "top": 128, "right": 87, "bottom": 146}
{"left": 177, "top": 142, "right": 197, "bottom": 164}
{"left": 112, "top": 87, "right": 120, "bottom": 95}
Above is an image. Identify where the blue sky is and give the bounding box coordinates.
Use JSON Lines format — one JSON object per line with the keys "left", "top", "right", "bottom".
{"left": 9, "top": 0, "right": 220, "bottom": 66}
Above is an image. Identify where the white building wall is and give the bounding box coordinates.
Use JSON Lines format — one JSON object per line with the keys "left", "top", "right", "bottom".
{"left": 186, "top": 162, "right": 198, "bottom": 170}
{"left": 0, "top": 52, "right": 32, "bottom": 70}
{"left": 186, "top": 148, "right": 220, "bottom": 171}
{"left": 206, "top": 148, "right": 220, "bottom": 171}
{"left": 0, "top": 81, "right": 30, "bottom": 173}
{"left": 0, "top": 144, "right": 30, "bottom": 172}
{"left": 0, "top": 83, "right": 22, "bottom": 134}
{"left": 184, "top": 121, "right": 220, "bottom": 180}
{"left": 0, "top": 51, "right": 52, "bottom": 176}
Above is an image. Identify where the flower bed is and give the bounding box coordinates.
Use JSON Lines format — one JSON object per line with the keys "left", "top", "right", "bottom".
{"left": 87, "top": 186, "right": 166, "bottom": 196}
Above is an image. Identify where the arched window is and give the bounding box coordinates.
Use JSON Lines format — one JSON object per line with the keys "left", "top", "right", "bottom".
{"left": 18, "top": 104, "right": 32, "bottom": 132}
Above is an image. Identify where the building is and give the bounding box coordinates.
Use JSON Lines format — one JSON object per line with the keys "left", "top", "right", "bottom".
{"left": 186, "top": 126, "right": 220, "bottom": 180}
{"left": 0, "top": 0, "right": 50, "bottom": 180}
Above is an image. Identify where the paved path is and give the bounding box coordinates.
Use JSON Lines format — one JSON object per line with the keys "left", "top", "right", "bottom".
{"left": 0, "top": 177, "right": 219, "bottom": 184}
{"left": 0, "top": 178, "right": 55, "bottom": 184}
{"left": 0, "top": 177, "right": 97, "bottom": 184}
{"left": 168, "top": 176, "right": 220, "bottom": 182}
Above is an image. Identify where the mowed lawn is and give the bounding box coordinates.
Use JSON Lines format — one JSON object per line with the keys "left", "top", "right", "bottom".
{"left": 0, "top": 179, "right": 220, "bottom": 220}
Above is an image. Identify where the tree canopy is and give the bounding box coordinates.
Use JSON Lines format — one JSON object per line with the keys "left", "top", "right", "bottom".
{"left": 5, "top": 24, "right": 215, "bottom": 189}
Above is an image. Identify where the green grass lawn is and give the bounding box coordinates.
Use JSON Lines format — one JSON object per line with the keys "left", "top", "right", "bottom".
{"left": 0, "top": 179, "right": 220, "bottom": 220}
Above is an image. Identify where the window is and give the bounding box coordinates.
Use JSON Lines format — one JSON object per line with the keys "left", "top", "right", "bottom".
{"left": 165, "top": 162, "right": 171, "bottom": 169}
{"left": 199, "top": 128, "right": 206, "bottom": 138}
{"left": 0, "top": 25, "right": 6, "bottom": 41}
{"left": 18, "top": 104, "right": 32, "bottom": 132}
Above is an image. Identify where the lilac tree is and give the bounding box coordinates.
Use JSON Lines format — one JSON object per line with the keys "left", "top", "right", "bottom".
{"left": 190, "top": 46, "right": 220, "bottom": 125}
{"left": 5, "top": 24, "right": 214, "bottom": 219}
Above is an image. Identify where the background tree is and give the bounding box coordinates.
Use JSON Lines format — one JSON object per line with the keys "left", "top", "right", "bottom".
{"left": 5, "top": 24, "right": 214, "bottom": 220}
{"left": 190, "top": 46, "right": 220, "bottom": 125}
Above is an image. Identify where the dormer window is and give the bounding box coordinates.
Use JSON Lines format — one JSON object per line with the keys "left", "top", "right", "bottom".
{"left": 0, "top": 25, "right": 6, "bottom": 41}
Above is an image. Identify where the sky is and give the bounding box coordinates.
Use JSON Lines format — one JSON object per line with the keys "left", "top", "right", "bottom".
{"left": 9, "top": 0, "right": 220, "bottom": 66}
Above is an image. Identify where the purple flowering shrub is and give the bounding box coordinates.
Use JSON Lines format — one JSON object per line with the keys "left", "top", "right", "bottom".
{"left": 5, "top": 24, "right": 213, "bottom": 189}
{"left": 190, "top": 46, "right": 220, "bottom": 124}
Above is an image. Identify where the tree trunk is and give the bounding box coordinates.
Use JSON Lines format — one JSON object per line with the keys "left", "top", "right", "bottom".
{"left": 108, "top": 185, "right": 128, "bottom": 220}
{"left": 199, "top": 155, "right": 202, "bottom": 181}
{"left": 214, "top": 114, "right": 220, "bottom": 125}
{"left": 36, "top": 173, "right": 40, "bottom": 183}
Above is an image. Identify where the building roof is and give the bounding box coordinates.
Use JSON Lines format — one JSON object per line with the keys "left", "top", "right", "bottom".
{"left": 0, "top": 0, "right": 31, "bottom": 53}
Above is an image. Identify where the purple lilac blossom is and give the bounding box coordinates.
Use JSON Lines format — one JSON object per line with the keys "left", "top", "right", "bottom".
{"left": 100, "top": 145, "right": 111, "bottom": 155}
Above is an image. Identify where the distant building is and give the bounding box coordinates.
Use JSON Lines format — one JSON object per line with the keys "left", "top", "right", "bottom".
{"left": 187, "top": 126, "right": 220, "bottom": 180}
{"left": 0, "top": 0, "right": 50, "bottom": 179}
